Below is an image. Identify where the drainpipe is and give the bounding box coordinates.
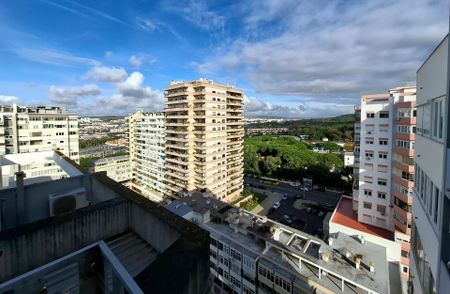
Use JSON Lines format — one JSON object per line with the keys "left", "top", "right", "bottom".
{"left": 15, "top": 171, "right": 25, "bottom": 226}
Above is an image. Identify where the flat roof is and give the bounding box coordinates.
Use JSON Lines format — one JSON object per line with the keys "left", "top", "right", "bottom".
{"left": 331, "top": 197, "right": 394, "bottom": 240}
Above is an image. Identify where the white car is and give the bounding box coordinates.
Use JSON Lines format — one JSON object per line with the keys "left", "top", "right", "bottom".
{"left": 283, "top": 215, "right": 293, "bottom": 224}
{"left": 289, "top": 182, "right": 300, "bottom": 187}
{"left": 273, "top": 202, "right": 281, "bottom": 209}
{"left": 300, "top": 187, "right": 309, "bottom": 191}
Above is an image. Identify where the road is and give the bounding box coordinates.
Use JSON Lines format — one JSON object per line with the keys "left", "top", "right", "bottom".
{"left": 245, "top": 176, "right": 343, "bottom": 237}
{"left": 244, "top": 176, "right": 341, "bottom": 207}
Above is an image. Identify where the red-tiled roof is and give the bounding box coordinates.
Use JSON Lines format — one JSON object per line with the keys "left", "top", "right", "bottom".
{"left": 331, "top": 197, "right": 394, "bottom": 240}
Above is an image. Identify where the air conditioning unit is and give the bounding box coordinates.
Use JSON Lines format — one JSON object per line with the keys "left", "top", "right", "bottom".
{"left": 49, "top": 187, "right": 88, "bottom": 216}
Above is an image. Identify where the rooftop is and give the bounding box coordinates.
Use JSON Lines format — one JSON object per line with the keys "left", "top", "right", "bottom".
{"left": 0, "top": 173, "right": 210, "bottom": 294}
{"left": 331, "top": 197, "right": 394, "bottom": 240}
{"left": 172, "top": 194, "right": 390, "bottom": 293}
{"left": 0, "top": 150, "right": 83, "bottom": 189}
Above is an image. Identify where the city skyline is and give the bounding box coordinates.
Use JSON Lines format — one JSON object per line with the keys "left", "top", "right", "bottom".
{"left": 0, "top": 0, "right": 447, "bottom": 118}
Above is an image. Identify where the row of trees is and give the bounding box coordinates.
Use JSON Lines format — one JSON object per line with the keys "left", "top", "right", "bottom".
{"left": 246, "top": 114, "right": 355, "bottom": 142}
{"left": 244, "top": 136, "right": 352, "bottom": 191}
{"left": 80, "top": 135, "right": 121, "bottom": 149}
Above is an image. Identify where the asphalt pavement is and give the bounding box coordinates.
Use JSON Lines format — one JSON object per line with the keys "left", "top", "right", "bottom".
{"left": 245, "top": 176, "right": 342, "bottom": 237}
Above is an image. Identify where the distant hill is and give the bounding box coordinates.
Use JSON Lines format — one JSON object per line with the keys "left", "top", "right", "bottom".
{"left": 245, "top": 114, "right": 354, "bottom": 128}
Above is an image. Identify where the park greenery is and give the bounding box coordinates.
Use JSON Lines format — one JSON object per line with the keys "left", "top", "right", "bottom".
{"left": 244, "top": 136, "right": 352, "bottom": 191}
{"left": 246, "top": 114, "right": 354, "bottom": 142}
{"left": 80, "top": 135, "right": 121, "bottom": 149}
{"left": 238, "top": 188, "right": 268, "bottom": 211}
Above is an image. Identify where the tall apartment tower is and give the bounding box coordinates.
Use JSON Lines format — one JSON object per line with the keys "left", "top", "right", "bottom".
{"left": 0, "top": 104, "right": 79, "bottom": 162}
{"left": 352, "top": 87, "right": 416, "bottom": 279}
{"left": 164, "top": 79, "right": 244, "bottom": 202}
{"left": 128, "top": 111, "right": 166, "bottom": 202}
{"left": 410, "top": 35, "right": 450, "bottom": 294}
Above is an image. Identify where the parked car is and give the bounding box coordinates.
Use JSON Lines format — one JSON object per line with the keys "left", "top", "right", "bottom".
{"left": 283, "top": 215, "right": 293, "bottom": 224}
{"left": 300, "top": 187, "right": 309, "bottom": 191}
{"left": 289, "top": 182, "right": 300, "bottom": 187}
{"left": 282, "top": 193, "right": 288, "bottom": 200}
{"left": 273, "top": 202, "right": 281, "bottom": 209}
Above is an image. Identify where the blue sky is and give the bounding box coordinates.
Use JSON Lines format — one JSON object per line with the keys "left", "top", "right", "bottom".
{"left": 0, "top": 0, "right": 448, "bottom": 117}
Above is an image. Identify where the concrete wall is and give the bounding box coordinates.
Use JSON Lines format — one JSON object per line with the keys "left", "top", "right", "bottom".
{"left": 0, "top": 198, "right": 130, "bottom": 282}
{"left": 0, "top": 174, "right": 119, "bottom": 230}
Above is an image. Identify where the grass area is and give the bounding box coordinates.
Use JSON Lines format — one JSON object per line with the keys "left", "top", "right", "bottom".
{"left": 238, "top": 188, "right": 268, "bottom": 211}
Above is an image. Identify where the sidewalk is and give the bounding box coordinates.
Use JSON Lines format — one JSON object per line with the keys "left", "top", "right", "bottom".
{"left": 250, "top": 188, "right": 282, "bottom": 215}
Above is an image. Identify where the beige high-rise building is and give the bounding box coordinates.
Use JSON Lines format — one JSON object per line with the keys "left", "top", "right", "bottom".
{"left": 164, "top": 79, "right": 244, "bottom": 202}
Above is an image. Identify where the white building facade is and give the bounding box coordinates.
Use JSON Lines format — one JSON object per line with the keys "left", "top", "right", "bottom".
{"left": 0, "top": 104, "right": 79, "bottom": 162}
{"left": 410, "top": 35, "right": 450, "bottom": 294}
{"left": 92, "top": 155, "right": 131, "bottom": 183}
{"left": 128, "top": 111, "right": 165, "bottom": 202}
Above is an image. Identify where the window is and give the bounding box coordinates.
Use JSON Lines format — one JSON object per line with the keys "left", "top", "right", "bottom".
{"left": 401, "top": 250, "right": 409, "bottom": 258}
{"left": 379, "top": 138, "right": 388, "bottom": 145}
{"left": 366, "top": 112, "right": 375, "bottom": 118}
{"left": 365, "top": 151, "right": 374, "bottom": 159}
{"left": 378, "top": 192, "right": 386, "bottom": 199}
{"left": 363, "top": 202, "right": 372, "bottom": 209}
{"left": 364, "top": 176, "right": 373, "bottom": 184}
{"left": 377, "top": 205, "right": 386, "bottom": 215}
{"left": 364, "top": 189, "right": 372, "bottom": 196}
{"left": 378, "top": 152, "right": 387, "bottom": 159}
{"left": 378, "top": 179, "right": 387, "bottom": 186}
{"left": 379, "top": 111, "right": 389, "bottom": 118}
{"left": 365, "top": 138, "right": 374, "bottom": 144}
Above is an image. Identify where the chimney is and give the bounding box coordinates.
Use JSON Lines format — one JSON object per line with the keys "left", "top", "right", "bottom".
{"left": 354, "top": 255, "right": 361, "bottom": 269}
{"left": 359, "top": 235, "right": 365, "bottom": 244}
{"left": 15, "top": 171, "right": 26, "bottom": 225}
{"left": 328, "top": 238, "right": 334, "bottom": 246}
{"left": 369, "top": 261, "right": 375, "bottom": 272}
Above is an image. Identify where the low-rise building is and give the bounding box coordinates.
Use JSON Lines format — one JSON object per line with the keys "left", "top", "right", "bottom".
{"left": 0, "top": 150, "right": 83, "bottom": 189}
{"left": 343, "top": 152, "right": 354, "bottom": 167}
{"left": 168, "top": 194, "right": 394, "bottom": 294}
{"left": 92, "top": 155, "right": 131, "bottom": 183}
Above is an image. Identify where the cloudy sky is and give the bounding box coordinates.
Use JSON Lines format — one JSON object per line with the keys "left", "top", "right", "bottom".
{"left": 0, "top": 0, "right": 448, "bottom": 117}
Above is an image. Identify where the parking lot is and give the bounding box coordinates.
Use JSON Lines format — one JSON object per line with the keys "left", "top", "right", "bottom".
{"left": 245, "top": 176, "right": 342, "bottom": 238}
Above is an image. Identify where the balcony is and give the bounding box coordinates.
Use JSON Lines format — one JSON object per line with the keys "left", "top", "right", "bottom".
{"left": 394, "top": 205, "right": 412, "bottom": 222}
{"left": 394, "top": 175, "right": 414, "bottom": 189}
{"left": 395, "top": 147, "right": 414, "bottom": 157}
{"left": 397, "top": 117, "right": 416, "bottom": 125}
{"left": 394, "top": 161, "right": 415, "bottom": 174}
{"left": 394, "top": 190, "right": 413, "bottom": 205}
{"left": 396, "top": 133, "right": 415, "bottom": 141}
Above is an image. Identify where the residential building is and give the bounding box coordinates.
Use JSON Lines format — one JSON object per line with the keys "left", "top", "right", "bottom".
{"left": 344, "top": 152, "right": 355, "bottom": 167}
{"left": 92, "top": 154, "right": 131, "bottom": 183}
{"left": 168, "top": 194, "right": 394, "bottom": 294}
{"left": 409, "top": 34, "right": 450, "bottom": 294}
{"left": 0, "top": 172, "right": 210, "bottom": 294}
{"left": 334, "top": 86, "right": 416, "bottom": 286}
{"left": 0, "top": 150, "right": 83, "bottom": 189}
{"left": 164, "top": 79, "right": 244, "bottom": 202}
{"left": 128, "top": 111, "right": 166, "bottom": 202}
{"left": 0, "top": 104, "right": 79, "bottom": 162}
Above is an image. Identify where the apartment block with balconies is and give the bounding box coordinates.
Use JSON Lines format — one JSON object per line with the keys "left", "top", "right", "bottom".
{"left": 128, "top": 111, "right": 166, "bottom": 202}
{"left": 0, "top": 104, "right": 79, "bottom": 162}
{"left": 164, "top": 79, "right": 244, "bottom": 202}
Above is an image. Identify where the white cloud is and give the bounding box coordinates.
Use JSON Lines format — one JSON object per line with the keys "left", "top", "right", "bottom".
{"left": 84, "top": 65, "right": 128, "bottom": 83}
{"left": 244, "top": 95, "right": 306, "bottom": 118}
{"left": 49, "top": 84, "right": 101, "bottom": 105}
{"left": 194, "top": 0, "right": 447, "bottom": 116}
{"left": 168, "top": 0, "right": 224, "bottom": 31}
{"left": 15, "top": 48, "right": 97, "bottom": 66}
{"left": 0, "top": 95, "right": 19, "bottom": 103}
{"left": 136, "top": 17, "right": 159, "bottom": 31}
{"left": 129, "top": 54, "right": 156, "bottom": 67}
